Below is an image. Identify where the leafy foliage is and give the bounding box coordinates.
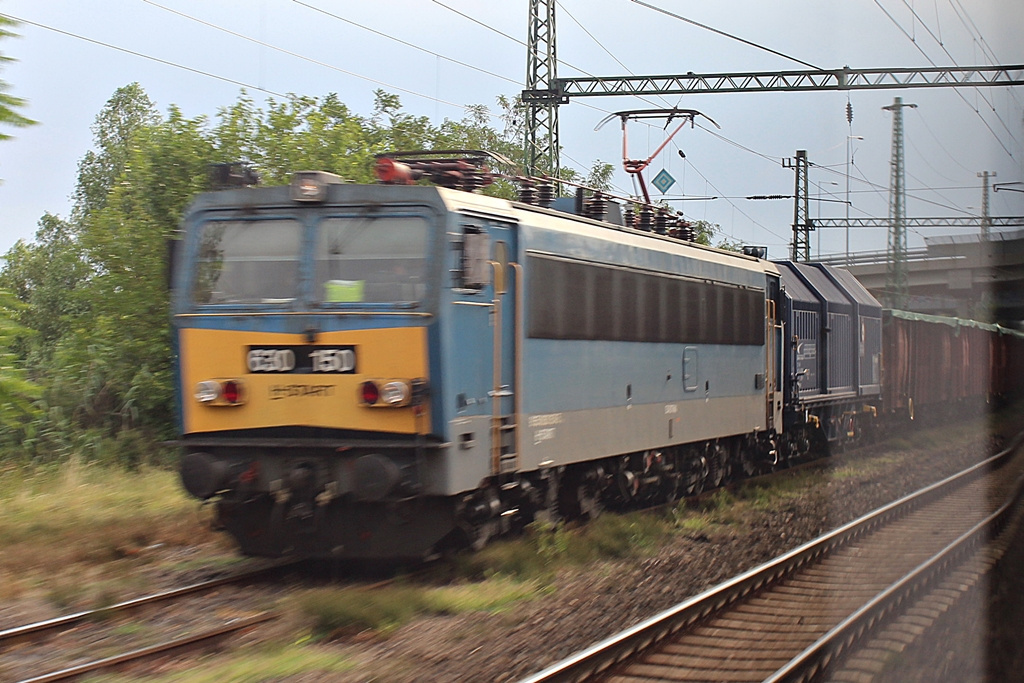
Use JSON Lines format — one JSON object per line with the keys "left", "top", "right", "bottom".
{"left": 0, "top": 15, "right": 35, "bottom": 143}
{"left": 0, "top": 289, "right": 41, "bottom": 433}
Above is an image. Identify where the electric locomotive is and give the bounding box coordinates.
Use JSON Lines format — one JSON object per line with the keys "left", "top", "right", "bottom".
{"left": 172, "top": 153, "right": 792, "bottom": 561}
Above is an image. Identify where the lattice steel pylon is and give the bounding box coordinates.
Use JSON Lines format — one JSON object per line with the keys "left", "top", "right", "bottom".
{"left": 978, "top": 170, "right": 996, "bottom": 240}
{"left": 524, "top": 0, "right": 559, "bottom": 177}
{"left": 783, "top": 150, "right": 812, "bottom": 261}
{"left": 883, "top": 97, "right": 917, "bottom": 309}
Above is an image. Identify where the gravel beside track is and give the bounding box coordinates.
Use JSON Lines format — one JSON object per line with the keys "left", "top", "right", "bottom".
{"left": 312, "top": 415, "right": 1018, "bottom": 683}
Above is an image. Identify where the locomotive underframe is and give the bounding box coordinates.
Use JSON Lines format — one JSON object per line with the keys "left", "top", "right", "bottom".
{"left": 181, "top": 440, "right": 462, "bottom": 560}
{"left": 180, "top": 426, "right": 788, "bottom": 560}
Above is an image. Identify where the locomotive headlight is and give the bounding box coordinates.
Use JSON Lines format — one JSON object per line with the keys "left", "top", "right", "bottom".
{"left": 290, "top": 170, "right": 345, "bottom": 202}
{"left": 380, "top": 381, "right": 409, "bottom": 405}
{"left": 195, "top": 381, "right": 221, "bottom": 403}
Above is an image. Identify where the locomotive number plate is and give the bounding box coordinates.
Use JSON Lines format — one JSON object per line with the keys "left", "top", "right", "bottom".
{"left": 246, "top": 346, "right": 356, "bottom": 374}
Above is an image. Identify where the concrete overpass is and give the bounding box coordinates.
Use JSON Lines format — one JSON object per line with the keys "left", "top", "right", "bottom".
{"left": 814, "top": 229, "right": 1024, "bottom": 327}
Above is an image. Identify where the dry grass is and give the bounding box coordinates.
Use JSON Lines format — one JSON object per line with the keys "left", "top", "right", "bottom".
{"left": 293, "top": 577, "right": 547, "bottom": 638}
{"left": 90, "top": 643, "right": 355, "bottom": 682}
{"left": 0, "top": 460, "right": 228, "bottom": 602}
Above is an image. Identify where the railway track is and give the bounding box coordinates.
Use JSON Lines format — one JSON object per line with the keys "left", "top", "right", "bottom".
{"left": 520, "top": 431, "right": 1024, "bottom": 683}
{"left": 0, "top": 560, "right": 298, "bottom": 682}
{"left": 12, "top": 612, "right": 276, "bottom": 683}
{"left": 1, "top": 558, "right": 435, "bottom": 682}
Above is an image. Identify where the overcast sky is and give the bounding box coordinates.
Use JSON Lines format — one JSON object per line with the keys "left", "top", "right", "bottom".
{"left": 1, "top": 0, "right": 1022, "bottom": 260}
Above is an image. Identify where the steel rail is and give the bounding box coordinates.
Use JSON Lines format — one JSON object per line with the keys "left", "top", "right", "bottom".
{"left": 15, "top": 612, "right": 276, "bottom": 683}
{"left": 0, "top": 559, "right": 297, "bottom": 647}
{"left": 767, "top": 432, "right": 1024, "bottom": 682}
{"left": 517, "top": 431, "right": 1023, "bottom": 683}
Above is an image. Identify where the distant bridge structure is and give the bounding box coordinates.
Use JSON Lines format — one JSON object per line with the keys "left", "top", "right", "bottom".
{"left": 815, "top": 229, "right": 1024, "bottom": 326}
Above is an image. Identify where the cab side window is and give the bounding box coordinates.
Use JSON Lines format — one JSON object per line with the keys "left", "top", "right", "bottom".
{"left": 456, "top": 226, "right": 490, "bottom": 290}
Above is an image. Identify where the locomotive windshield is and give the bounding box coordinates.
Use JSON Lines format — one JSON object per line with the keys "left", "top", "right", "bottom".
{"left": 190, "top": 219, "right": 303, "bottom": 305}
{"left": 314, "top": 215, "right": 428, "bottom": 305}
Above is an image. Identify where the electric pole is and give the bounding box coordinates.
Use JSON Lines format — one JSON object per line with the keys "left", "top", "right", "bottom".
{"left": 783, "top": 150, "right": 812, "bottom": 261}
{"left": 524, "top": 0, "right": 559, "bottom": 178}
{"left": 883, "top": 97, "right": 917, "bottom": 309}
{"left": 978, "top": 171, "right": 996, "bottom": 240}
{"left": 845, "top": 100, "right": 854, "bottom": 266}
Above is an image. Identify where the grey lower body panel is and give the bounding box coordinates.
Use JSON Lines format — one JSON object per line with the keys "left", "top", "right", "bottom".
{"left": 517, "top": 394, "right": 765, "bottom": 472}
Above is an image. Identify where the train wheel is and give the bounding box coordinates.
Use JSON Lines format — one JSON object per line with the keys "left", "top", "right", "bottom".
{"left": 706, "top": 443, "right": 727, "bottom": 490}
{"left": 579, "top": 485, "right": 603, "bottom": 521}
{"left": 660, "top": 451, "right": 681, "bottom": 504}
{"left": 680, "top": 447, "right": 707, "bottom": 496}
{"left": 738, "top": 435, "right": 765, "bottom": 477}
{"left": 556, "top": 467, "right": 603, "bottom": 522}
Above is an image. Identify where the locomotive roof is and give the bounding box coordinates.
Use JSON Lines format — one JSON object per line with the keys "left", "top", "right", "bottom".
{"left": 435, "top": 187, "right": 780, "bottom": 279}
{"left": 183, "top": 180, "right": 779, "bottom": 279}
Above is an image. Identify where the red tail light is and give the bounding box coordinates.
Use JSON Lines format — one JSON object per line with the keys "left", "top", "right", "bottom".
{"left": 360, "top": 381, "right": 380, "bottom": 405}
{"left": 222, "top": 380, "right": 241, "bottom": 404}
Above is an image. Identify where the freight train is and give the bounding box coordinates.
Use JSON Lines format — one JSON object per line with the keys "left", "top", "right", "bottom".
{"left": 171, "top": 152, "right": 1023, "bottom": 561}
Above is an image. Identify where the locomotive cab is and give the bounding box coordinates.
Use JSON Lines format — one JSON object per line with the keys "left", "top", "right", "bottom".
{"left": 172, "top": 172, "right": 460, "bottom": 560}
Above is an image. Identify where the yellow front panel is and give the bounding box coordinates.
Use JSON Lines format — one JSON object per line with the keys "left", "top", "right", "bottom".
{"left": 180, "top": 327, "right": 428, "bottom": 435}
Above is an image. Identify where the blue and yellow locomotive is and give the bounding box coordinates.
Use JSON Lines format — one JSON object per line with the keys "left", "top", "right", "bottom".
{"left": 172, "top": 153, "right": 868, "bottom": 561}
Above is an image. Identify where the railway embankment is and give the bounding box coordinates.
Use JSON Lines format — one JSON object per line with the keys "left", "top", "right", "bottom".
{"left": 0, "top": 407, "right": 1020, "bottom": 681}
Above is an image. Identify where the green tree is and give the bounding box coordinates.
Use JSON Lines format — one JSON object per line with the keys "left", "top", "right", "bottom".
{"left": 0, "top": 15, "right": 34, "bottom": 143}
{"left": 584, "top": 161, "right": 614, "bottom": 192}
{"left": 0, "top": 289, "right": 41, "bottom": 433}
{"left": 72, "top": 82, "right": 159, "bottom": 221}
{"left": 57, "top": 104, "right": 212, "bottom": 438}
{"left": 691, "top": 219, "right": 717, "bottom": 247}
{"left": 0, "top": 15, "right": 42, "bottom": 446}
{"left": 0, "top": 213, "right": 89, "bottom": 365}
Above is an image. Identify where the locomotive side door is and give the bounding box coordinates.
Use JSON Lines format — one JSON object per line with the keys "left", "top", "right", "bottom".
{"left": 449, "top": 218, "right": 519, "bottom": 481}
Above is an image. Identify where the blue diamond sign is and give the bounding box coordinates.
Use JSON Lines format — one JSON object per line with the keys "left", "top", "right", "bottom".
{"left": 652, "top": 169, "right": 676, "bottom": 194}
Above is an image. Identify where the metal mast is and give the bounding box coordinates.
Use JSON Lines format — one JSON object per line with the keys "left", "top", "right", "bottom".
{"left": 978, "top": 171, "right": 996, "bottom": 240}
{"left": 883, "top": 97, "right": 917, "bottom": 309}
{"left": 783, "top": 150, "right": 812, "bottom": 261}
{"left": 524, "top": 0, "right": 559, "bottom": 177}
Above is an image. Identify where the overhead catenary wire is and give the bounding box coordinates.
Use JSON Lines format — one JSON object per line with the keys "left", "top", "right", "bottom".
{"left": 946, "top": 0, "right": 1024, "bottom": 109}
{"left": 895, "top": 0, "right": 1021, "bottom": 150}
{"left": 136, "top": 2, "right": 650, "bottom": 191}
{"left": 285, "top": 0, "right": 520, "bottom": 88}
{"left": 821, "top": 159, "right": 978, "bottom": 217}
{"left": 909, "top": 107, "right": 978, "bottom": 175}
{"left": 135, "top": 1, "right": 488, "bottom": 117}
{"left": 2, "top": 10, "right": 502, "bottom": 119}
{"left": 679, "top": 150, "right": 792, "bottom": 244}
{"left": 1, "top": 6, "right": 597, "bottom": 185}
{"left": 628, "top": 0, "right": 823, "bottom": 70}
{"left": 555, "top": 0, "right": 675, "bottom": 111}
{"left": 872, "top": 0, "right": 1017, "bottom": 160}
{"left": 906, "top": 136, "right": 967, "bottom": 185}
{"left": 426, "top": 0, "right": 831, "bottom": 237}
{"left": 0, "top": 12, "right": 288, "bottom": 98}
{"left": 428, "top": 0, "right": 680, "bottom": 119}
